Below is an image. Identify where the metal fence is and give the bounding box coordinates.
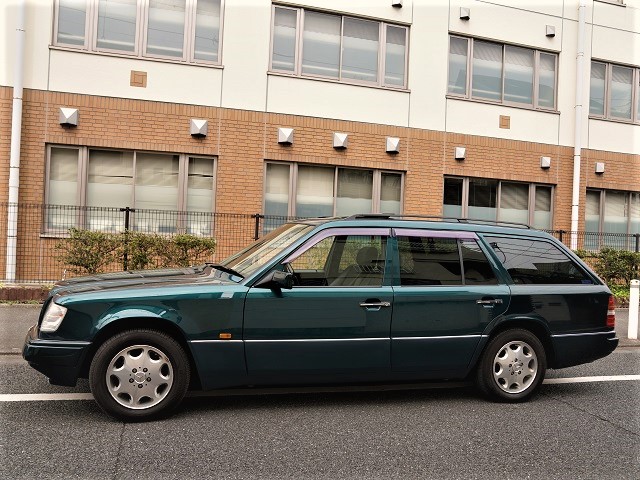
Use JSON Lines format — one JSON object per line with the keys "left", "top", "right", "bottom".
{"left": 546, "top": 229, "right": 640, "bottom": 253}
{"left": 0, "top": 203, "right": 638, "bottom": 283}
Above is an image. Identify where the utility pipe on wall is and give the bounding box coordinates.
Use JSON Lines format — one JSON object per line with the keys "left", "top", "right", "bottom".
{"left": 6, "top": 0, "right": 26, "bottom": 283}
{"left": 570, "top": 0, "right": 587, "bottom": 250}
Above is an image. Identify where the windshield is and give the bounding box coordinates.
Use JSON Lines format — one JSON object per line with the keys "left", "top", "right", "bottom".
{"left": 219, "top": 223, "right": 315, "bottom": 278}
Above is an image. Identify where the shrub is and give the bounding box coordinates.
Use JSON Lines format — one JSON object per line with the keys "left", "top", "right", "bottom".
{"left": 156, "top": 234, "right": 217, "bottom": 268}
{"left": 593, "top": 248, "right": 640, "bottom": 286}
{"left": 56, "top": 229, "right": 217, "bottom": 275}
{"left": 55, "top": 228, "right": 120, "bottom": 275}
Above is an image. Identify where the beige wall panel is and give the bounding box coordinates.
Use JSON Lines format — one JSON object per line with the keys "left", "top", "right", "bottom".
{"left": 1, "top": 0, "right": 51, "bottom": 90}
{"left": 266, "top": 75, "right": 410, "bottom": 126}
{"left": 449, "top": 1, "right": 562, "bottom": 51}
{"left": 48, "top": 50, "right": 223, "bottom": 106}
{"left": 472, "top": 0, "right": 563, "bottom": 17}
{"left": 290, "top": 0, "right": 411, "bottom": 22}
{"left": 219, "top": 0, "right": 270, "bottom": 110}
{"left": 593, "top": 0, "right": 639, "bottom": 31}
{"left": 446, "top": 98, "right": 560, "bottom": 145}
{"left": 587, "top": 119, "right": 640, "bottom": 155}
{"left": 408, "top": 0, "right": 448, "bottom": 131}
{"left": 591, "top": 25, "right": 640, "bottom": 65}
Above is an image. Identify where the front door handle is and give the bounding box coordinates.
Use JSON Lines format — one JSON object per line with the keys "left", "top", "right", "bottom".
{"left": 359, "top": 301, "right": 391, "bottom": 308}
{"left": 476, "top": 298, "right": 503, "bottom": 305}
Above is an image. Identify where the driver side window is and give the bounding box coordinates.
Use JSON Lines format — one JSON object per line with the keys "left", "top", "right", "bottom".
{"left": 289, "top": 235, "right": 386, "bottom": 287}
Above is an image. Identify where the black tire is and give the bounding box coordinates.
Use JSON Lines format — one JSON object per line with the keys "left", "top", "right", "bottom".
{"left": 476, "top": 328, "right": 546, "bottom": 402}
{"left": 89, "top": 329, "right": 190, "bottom": 421}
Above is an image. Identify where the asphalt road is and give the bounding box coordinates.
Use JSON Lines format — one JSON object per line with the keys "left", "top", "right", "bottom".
{"left": 1, "top": 305, "right": 639, "bottom": 479}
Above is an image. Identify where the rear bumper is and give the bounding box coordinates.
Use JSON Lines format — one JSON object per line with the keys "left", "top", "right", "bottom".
{"left": 551, "top": 330, "right": 618, "bottom": 369}
{"left": 22, "top": 324, "right": 91, "bottom": 386}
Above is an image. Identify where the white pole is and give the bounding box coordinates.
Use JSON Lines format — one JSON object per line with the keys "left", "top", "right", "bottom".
{"left": 629, "top": 280, "right": 639, "bottom": 340}
{"left": 570, "top": 0, "right": 587, "bottom": 250}
{"left": 6, "top": 0, "right": 26, "bottom": 283}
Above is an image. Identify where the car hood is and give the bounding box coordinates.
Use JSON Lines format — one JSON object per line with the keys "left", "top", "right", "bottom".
{"left": 50, "top": 265, "right": 240, "bottom": 297}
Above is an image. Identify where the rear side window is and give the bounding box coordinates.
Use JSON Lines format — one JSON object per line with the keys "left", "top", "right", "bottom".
{"left": 484, "top": 236, "right": 593, "bottom": 285}
{"left": 460, "top": 239, "right": 498, "bottom": 285}
{"left": 398, "top": 236, "right": 498, "bottom": 286}
{"left": 398, "top": 236, "right": 462, "bottom": 286}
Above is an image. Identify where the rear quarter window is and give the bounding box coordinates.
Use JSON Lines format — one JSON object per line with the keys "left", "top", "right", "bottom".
{"left": 483, "top": 236, "right": 593, "bottom": 285}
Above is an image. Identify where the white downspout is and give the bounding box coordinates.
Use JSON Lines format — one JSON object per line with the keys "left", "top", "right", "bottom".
{"left": 571, "top": 0, "right": 587, "bottom": 250}
{"left": 6, "top": 0, "right": 26, "bottom": 282}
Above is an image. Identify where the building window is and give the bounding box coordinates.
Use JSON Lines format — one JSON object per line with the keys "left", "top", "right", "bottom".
{"left": 53, "top": 0, "right": 222, "bottom": 65}
{"left": 443, "top": 177, "right": 553, "bottom": 229}
{"left": 264, "top": 162, "right": 403, "bottom": 218}
{"left": 447, "top": 36, "right": 558, "bottom": 110}
{"left": 590, "top": 61, "right": 640, "bottom": 123}
{"left": 270, "top": 6, "right": 408, "bottom": 89}
{"left": 45, "top": 145, "right": 216, "bottom": 234}
{"left": 586, "top": 189, "right": 640, "bottom": 235}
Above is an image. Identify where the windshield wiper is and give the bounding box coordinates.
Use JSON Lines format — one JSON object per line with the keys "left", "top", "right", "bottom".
{"left": 205, "top": 263, "right": 244, "bottom": 279}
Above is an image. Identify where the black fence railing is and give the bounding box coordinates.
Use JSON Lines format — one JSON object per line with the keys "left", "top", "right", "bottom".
{"left": 546, "top": 229, "right": 640, "bottom": 253}
{"left": 0, "top": 203, "right": 638, "bottom": 283}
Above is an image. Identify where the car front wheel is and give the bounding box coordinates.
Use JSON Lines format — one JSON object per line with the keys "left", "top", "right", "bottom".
{"left": 89, "top": 329, "right": 190, "bottom": 421}
{"left": 476, "top": 329, "right": 546, "bottom": 402}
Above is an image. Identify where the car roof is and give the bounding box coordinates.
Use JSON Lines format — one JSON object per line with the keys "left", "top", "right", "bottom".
{"left": 290, "top": 214, "right": 553, "bottom": 239}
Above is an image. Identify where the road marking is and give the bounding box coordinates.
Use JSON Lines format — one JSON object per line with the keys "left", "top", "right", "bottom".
{"left": 543, "top": 375, "right": 640, "bottom": 384}
{"left": 0, "top": 375, "right": 639, "bottom": 402}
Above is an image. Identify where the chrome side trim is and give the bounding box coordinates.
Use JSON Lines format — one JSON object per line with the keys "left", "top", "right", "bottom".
{"left": 189, "top": 340, "right": 244, "bottom": 344}
{"left": 392, "top": 335, "right": 482, "bottom": 341}
{"left": 551, "top": 331, "right": 615, "bottom": 338}
{"left": 244, "top": 338, "right": 389, "bottom": 343}
{"left": 29, "top": 340, "right": 91, "bottom": 347}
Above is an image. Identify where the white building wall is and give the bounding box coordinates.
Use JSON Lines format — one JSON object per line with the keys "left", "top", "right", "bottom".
{"left": 1, "top": 0, "right": 638, "bottom": 154}
{"left": 266, "top": 75, "right": 410, "bottom": 126}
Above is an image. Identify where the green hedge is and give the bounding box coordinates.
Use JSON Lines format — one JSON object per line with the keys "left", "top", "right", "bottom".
{"left": 55, "top": 228, "right": 216, "bottom": 275}
{"left": 574, "top": 248, "right": 640, "bottom": 303}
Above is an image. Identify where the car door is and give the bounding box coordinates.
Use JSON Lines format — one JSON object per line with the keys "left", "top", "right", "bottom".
{"left": 243, "top": 227, "right": 393, "bottom": 384}
{"left": 390, "top": 229, "right": 509, "bottom": 376}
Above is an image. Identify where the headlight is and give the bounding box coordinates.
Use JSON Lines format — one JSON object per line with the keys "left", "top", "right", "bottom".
{"left": 40, "top": 303, "right": 68, "bottom": 333}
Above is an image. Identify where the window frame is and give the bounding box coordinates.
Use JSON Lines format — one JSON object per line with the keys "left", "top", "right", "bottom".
{"left": 590, "top": 60, "right": 640, "bottom": 124}
{"left": 447, "top": 35, "right": 558, "bottom": 111}
{"left": 585, "top": 188, "right": 640, "bottom": 235}
{"left": 52, "top": 0, "right": 224, "bottom": 66}
{"left": 263, "top": 161, "right": 404, "bottom": 218}
{"left": 443, "top": 176, "right": 554, "bottom": 229}
{"left": 269, "top": 5, "right": 409, "bottom": 90}
{"left": 44, "top": 145, "right": 217, "bottom": 233}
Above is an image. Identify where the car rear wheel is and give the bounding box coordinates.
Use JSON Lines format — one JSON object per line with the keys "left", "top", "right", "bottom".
{"left": 476, "top": 329, "right": 546, "bottom": 402}
{"left": 89, "top": 329, "right": 190, "bottom": 421}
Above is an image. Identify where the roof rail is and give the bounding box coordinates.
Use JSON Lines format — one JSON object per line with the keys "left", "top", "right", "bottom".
{"left": 346, "top": 213, "right": 531, "bottom": 229}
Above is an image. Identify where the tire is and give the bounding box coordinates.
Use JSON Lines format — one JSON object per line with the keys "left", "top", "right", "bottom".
{"left": 476, "top": 328, "right": 546, "bottom": 402}
{"left": 89, "top": 329, "right": 190, "bottom": 421}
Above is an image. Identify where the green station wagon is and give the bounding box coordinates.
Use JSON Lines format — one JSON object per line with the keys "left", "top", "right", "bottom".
{"left": 23, "top": 216, "right": 619, "bottom": 420}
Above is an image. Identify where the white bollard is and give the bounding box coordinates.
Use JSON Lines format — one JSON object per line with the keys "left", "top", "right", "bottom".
{"left": 629, "top": 280, "right": 639, "bottom": 340}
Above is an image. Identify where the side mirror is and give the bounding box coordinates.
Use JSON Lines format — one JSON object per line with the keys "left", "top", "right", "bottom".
{"left": 255, "top": 270, "right": 294, "bottom": 290}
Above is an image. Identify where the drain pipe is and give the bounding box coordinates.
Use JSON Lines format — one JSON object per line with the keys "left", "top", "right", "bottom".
{"left": 570, "top": 0, "right": 587, "bottom": 250}
{"left": 6, "top": 0, "right": 26, "bottom": 282}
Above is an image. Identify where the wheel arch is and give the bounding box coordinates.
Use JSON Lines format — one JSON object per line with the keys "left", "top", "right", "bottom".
{"left": 80, "top": 317, "right": 202, "bottom": 390}
{"left": 477, "top": 317, "right": 556, "bottom": 369}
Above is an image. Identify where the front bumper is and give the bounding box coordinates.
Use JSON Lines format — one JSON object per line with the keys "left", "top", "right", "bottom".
{"left": 22, "top": 324, "right": 91, "bottom": 386}
{"left": 551, "top": 329, "right": 619, "bottom": 369}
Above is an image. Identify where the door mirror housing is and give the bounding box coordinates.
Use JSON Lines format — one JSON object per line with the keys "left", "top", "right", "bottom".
{"left": 255, "top": 270, "right": 294, "bottom": 290}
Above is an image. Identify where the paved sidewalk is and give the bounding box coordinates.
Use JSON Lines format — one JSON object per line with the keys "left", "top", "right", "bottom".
{"left": 2, "top": 304, "right": 638, "bottom": 355}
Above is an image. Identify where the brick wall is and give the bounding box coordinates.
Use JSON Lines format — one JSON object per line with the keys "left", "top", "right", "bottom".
{"left": 0, "top": 85, "right": 638, "bottom": 280}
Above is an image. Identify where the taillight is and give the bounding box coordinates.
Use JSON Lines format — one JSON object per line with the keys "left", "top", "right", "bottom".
{"left": 606, "top": 295, "right": 616, "bottom": 328}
